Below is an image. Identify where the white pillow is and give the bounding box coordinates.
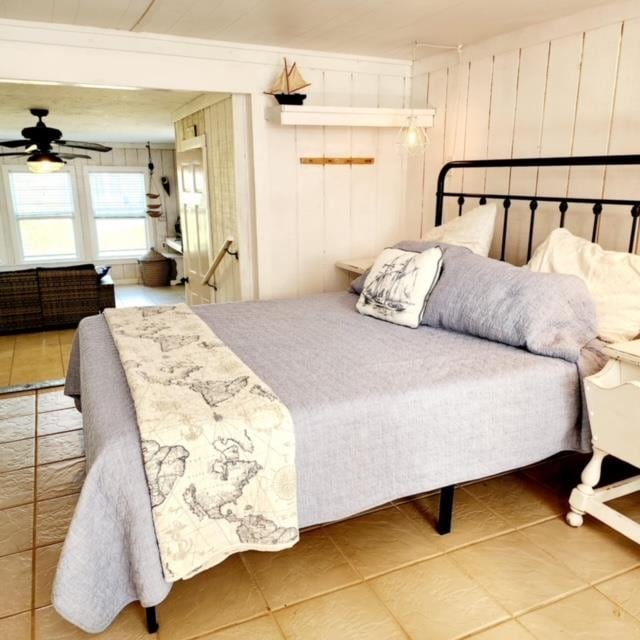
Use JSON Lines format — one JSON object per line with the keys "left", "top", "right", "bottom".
{"left": 356, "top": 247, "right": 443, "bottom": 328}
{"left": 422, "top": 203, "right": 497, "bottom": 256}
{"left": 529, "top": 228, "right": 640, "bottom": 342}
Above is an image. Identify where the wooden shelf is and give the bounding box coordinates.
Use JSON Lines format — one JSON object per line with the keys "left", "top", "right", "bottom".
{"left": 265, "top": 105, "right": 435, "bottom": 128}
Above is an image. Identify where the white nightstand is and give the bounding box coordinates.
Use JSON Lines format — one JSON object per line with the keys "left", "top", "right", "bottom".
{"left": 335, "top": 257, "right": 375, "bottom": 279}
{"left": 567, "top": 339, "right": 640, "bottom": 543}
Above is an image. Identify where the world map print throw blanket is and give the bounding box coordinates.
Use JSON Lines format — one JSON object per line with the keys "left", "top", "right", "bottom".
{"left": 104, "top": 304, "right": 298, "bottom": 581}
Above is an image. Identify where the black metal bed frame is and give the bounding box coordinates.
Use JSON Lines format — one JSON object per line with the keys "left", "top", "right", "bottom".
{"left": 143, "top": 153, "right": 640, "bottom": 633}
{"left": 435, "top": 154, "right": 640, "bottom": 262}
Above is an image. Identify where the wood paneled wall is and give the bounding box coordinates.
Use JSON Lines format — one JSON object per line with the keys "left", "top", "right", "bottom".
{"left": 0, "top": 144, "right": 177, "bottom": 282}
{"left": 261, "top": 72, "right": 411, "bottom": 299}
{"left": 410, "top": 10, "right": 640, "bottom": 264}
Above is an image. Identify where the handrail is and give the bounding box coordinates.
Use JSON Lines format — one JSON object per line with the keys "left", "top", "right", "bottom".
{"left": 201, "top": 236, "right": 237, "bottom": 287}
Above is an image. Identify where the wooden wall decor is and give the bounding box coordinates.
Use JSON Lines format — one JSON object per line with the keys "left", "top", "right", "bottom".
{"left": 299, "top": 157, "right": 375, "bottom": 165}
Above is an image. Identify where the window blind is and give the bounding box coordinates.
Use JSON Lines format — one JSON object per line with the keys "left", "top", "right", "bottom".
{"left": 9, "top": 172, "right": 75, "bottom": 217}
{"left": 89, "top": 172, "right": 146, "bottom": 218}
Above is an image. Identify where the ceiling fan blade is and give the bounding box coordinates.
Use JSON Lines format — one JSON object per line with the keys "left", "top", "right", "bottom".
{"left": 0, "top": 139, "right": 31, "bottom": 148}
{"left": 0, "top": 152, "right": 29, "bottom": 157}
{"left": 57, "top": 153, "right": 91, "bottom": 160}
{"left": 57, "top": 140, "right": 112, "bottom": 152}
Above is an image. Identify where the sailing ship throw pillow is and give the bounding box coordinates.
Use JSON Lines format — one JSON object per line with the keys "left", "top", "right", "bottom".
{"left": 356, "top": 247, "right": 444, "bottom": 328}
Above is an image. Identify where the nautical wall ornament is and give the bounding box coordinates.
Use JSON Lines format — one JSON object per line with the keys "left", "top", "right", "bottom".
{"left": 265, "top": 58, "right": 311, "bottom": 105}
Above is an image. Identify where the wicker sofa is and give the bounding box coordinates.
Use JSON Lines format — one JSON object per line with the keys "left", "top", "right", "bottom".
{"left": 0, "top": 264, "right": 115, "bottom": 333}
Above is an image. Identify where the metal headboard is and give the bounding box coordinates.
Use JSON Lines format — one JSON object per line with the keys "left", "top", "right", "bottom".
{"left": 434, "top": 154, "right": 640, "bottom": 261}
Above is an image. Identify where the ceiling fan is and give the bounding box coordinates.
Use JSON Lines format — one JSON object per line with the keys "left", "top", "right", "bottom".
{"left": 0, "top": 108, "right": 112, "bottom": 173}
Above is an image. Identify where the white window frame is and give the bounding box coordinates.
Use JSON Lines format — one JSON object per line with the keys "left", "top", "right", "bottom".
{"left": 82, "top": 165, "right": 152, "bottom": 260}
{"left": 1, "top": 164, "right": 85, "bottom": 265}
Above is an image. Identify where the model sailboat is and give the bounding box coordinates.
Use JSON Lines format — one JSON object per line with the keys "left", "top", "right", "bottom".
{"left": 265, "top": 58, "right": 311, "bottom": 105}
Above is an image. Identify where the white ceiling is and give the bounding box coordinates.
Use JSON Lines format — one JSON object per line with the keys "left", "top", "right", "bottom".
{"left": 0, "top": 0, "right": 616, "bottom": 58}
{"left": 0, "top": 83, "right": 207, "bottom": 144}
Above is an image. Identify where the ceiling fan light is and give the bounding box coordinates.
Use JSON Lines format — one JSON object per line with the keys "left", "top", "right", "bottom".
{"left": 27, "top": 151, "right": 65, "bottom": 174}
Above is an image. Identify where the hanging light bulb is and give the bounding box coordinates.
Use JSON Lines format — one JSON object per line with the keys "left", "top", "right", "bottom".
{"left": 399, "top": 115, "right": 428, "bottom": 155}
{"left": 26, "top": 151, "right": 65, "bottom": 173}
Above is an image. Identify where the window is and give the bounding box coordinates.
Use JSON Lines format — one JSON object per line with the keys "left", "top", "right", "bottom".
{"left": 7, "top": 171, "right": 78, "bottom": 261}
{"left": 87, "top": 170, "right": 149, "bottom": 258}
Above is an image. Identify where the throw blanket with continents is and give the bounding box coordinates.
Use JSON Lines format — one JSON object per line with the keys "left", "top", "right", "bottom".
{"left": 104, "top": 304, "right": 298, "bottom": 582}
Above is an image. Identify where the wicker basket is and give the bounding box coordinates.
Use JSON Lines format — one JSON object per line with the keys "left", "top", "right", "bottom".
{"left": 138, "top": 248, "right": 171, "bottom": 287}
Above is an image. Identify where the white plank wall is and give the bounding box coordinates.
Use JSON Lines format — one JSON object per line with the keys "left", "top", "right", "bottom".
{"left": 0, "top": 144, "right": 177, "bottom": 282}
{"left": 264, "top": 71, "right": 410, "bottom": 298}
{"left": 411, "top": 12, "right": 640, "bottom": 264}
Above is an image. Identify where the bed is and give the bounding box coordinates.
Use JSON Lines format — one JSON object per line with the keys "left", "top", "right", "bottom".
{"left": 54, "top": 154, "right": 640, "bottom": 634}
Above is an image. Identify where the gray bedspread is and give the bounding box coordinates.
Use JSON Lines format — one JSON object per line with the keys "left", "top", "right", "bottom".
{"left": 56, "top": 292, "right": 597, "bottom": 632}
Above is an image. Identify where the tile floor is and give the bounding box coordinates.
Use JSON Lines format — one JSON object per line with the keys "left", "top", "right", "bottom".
{"left": 1, "top": 387, "right": 640, "bottom": 639}
{"left": 0, "top": 285, "right": 185, "bottom": 389}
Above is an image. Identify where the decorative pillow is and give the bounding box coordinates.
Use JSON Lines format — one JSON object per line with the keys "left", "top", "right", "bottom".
{"left": 529, "top": 228, "right": 640, "bottom": 342}
{"left": 350, "top": 241, "right": 470, "bottom": 295}
{"left": 421, "top": 203, "right": 497, "bottom": 256}
{"left": 356, "top": 247, "right": 443, "bottom": 328}
{"left": 423, "top": 251, "right": 597, "bottom": 362}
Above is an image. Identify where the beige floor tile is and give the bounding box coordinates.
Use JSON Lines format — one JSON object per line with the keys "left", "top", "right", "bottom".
{"left": 0, "top": 413, "right": 35, "bottom": 444}
{"left": 36, "top": 493, "right": 78, "bottom": 547}
{"left": 35, "top": 603, "right": 153, "bottom": 639}
{"left": 465, "top": 472, "right": 565, "bottom": 528}
{"left": 467, "top": 620, "right": 536, "bottom": 639}
{"left": 37, "top": 458, "right": 86, "bottom": 501}
{"left": 609, "top": 494, "right": 640, "bottom": 522}
{"left": 597, "top": 568, "right": 640, "bottom": 618}
{"left": 274, "top": 584, "right": 406, "bottom": 640}
{"left": 0, "top": 611, "right": 31, "bottom": 640}
{"left": 371, "top": 555, "right": 509, "bottom": 640}
{"left": 0, "top": 550, "right": 32, "bottom": 617}
{"left": 10, "top": 361, "right": 64, "bottom": 386}
{"left": 58, "top": 330, "right": 76, "bottom": 346}
{"left": 452, "top": 531, "right": 586, "bottom": 615}
{"left": 399, "top": 487, "right": 513, "bottom": 551}
{"left": 0, "top": 437, "right": 35, "bottom": 472}
{"left": 60, "top": 346, "right": 71, "bottom": 376}
{"left": 197, "top": 615, "right": 284, "bottom": 639}
{"left": 0, "top": 392, "right": 35, "bottom": 420}
{"left": 0, "top": 503, "right": 34, "bottom": 556}
{"left": 326, "top": 505, "right": 441, "bottom": 578}
{"left": 38, "top": 408, "right": 82, "bottom": 436}
{"left": 37, "top": 430, "right": 84, "bottom": 465}
{"left": 522, "top": 516, "right": 640, "bottom": 583}
{"left": 34, "top": 542, "right": 63, "bottom": 608}
{"left": 243, "top": 528, "right": 360, "bottom": 609}
{"left": 0, "top": 466, "right": 34, "bottom": 509}
{"left": 0, "top": 334, "right": 15, "bottom": 352}
{"left": 0, "top": 355, "right": 12, "bottom": 387}
{"left": 157, "top": 555, "right": 267, "bottom": 640}
{"left": 11, "top": 348, "right": 61, "bottom": 366}
{"left": 519, "top": 587, "right": 640, "bottom": 639}
{"left": 37, "top": 388, "right": 74, "bottom": 414}
{"left": 15, "top": 331, "right": 60, "bottom": 348}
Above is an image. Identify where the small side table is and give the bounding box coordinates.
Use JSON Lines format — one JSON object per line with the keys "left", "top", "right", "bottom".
{"left": 566, "top": 339, "right": 640, "bottom": 543}
{"left": 335, "top": 257, "right": 375, "bottom": 280}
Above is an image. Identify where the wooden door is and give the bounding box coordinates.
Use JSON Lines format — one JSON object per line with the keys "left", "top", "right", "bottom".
{"left": 177, "top": 137, "right": 213, "bottom": 305}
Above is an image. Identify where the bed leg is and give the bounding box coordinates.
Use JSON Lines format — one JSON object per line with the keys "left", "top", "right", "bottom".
{"left": 437, "top": 485, "right": 455, "bottom": 535}
{"left": 145, "top": 606, "right": 159, "bottom": 634}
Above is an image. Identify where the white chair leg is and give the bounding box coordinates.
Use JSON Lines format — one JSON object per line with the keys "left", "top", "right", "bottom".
{"left": 566, "top": 447, "right": 607, "bottom": 528}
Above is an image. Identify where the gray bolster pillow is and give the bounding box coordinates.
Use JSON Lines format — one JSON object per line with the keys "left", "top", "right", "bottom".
{"left": 423, "top": 252, "right": 598, "bottom": 362}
